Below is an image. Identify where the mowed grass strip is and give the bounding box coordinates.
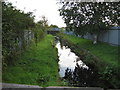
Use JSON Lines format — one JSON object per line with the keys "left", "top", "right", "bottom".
{"left": 3, "top": 35, "right": 63, "bottom": 87}
{"left": 61, "top": 34, "right": 119, "bottom": 68}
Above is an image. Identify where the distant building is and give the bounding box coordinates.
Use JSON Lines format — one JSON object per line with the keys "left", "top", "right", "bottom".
{"left": 47, "top": 27, "right": 60, "bottom": 35}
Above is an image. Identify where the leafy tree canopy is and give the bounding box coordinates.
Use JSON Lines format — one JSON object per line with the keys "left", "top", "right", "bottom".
{"left": 2, "top": 1, "right": 35, "bottom": 67}
{"left": 59, "top": 2, "right": 119, "bottom": 36}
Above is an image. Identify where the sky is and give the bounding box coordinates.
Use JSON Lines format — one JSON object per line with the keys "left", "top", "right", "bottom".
{"left": 7, "top": 0, "right": 66, "bottom": 27}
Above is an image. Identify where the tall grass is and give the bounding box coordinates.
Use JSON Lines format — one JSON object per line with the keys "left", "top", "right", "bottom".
{"left": 60, "top": 34, "right": 119, "bottom": 68}
{"left": 3, "top": 35, "right": 65, "bottom": 87}
{"left": 58, "top": 34, "right": 120, "bottom": 88}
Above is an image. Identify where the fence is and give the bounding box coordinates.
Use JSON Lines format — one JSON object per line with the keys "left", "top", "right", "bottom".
{"left": 83, "top": 30, "right": 120, "bottom": 46}
{"left": 64, "top": 26, "right": 120, "bottom": 46}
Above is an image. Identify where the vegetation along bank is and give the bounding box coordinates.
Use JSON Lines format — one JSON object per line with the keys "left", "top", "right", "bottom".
{"left": 3, "top": 35, "right": 67, "bottom": 87}
{"left": 57, "top": 33, "right": 120, "bottom": 89}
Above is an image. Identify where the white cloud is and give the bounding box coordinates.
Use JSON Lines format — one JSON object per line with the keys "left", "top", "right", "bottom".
{"left": 7, "top": 0, "right": 66, "bottom": 27}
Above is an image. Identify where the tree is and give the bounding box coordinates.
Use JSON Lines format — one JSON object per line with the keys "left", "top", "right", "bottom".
{"left": 33, "top": 22, "right": 45, "bottom": 46}
{"left": 49, "top": 24, "right": 59, "bottom": 28}
{"left": 49, "top": 24, "right": 59, "bottom": 31}
{"left": 59, "top": 2, "right": 119, "bottom": 44}
{"left": 37, "top": 16, "right": 49, "bottom": 31}
{"left": 33, "top": 16, "right": 49, "bottom": 46}
{"left": 2, "top": 1, "right": 35, "bottom": 67}
{"left": 50, "top": 24, "right": 58, "bottom": 28}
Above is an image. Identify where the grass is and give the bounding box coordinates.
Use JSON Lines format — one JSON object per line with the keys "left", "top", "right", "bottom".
{"left": 2, "top": 35, "right": 66, "bottom": 87}
{"left": 59, "top": 34, "right": 119, "bottom": 68}
{"left": 57, "top": 34, "right": 120, "bottom": 89}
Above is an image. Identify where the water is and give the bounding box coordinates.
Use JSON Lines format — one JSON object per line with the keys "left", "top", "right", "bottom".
{"left": 56, "top": 41, "right": 88, "bottom": 77}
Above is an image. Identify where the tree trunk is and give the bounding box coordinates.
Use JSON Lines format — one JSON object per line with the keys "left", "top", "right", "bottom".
{"left": 93, "top": 34, "right": 98, "bottom": 44}
{"left": 81, "top": 35, "right": 84, "bottom": 39}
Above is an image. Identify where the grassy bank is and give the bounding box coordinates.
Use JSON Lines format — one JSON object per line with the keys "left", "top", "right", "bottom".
{"left": 58, "top": 33, "right": 120, "bottom": 88}
{"left": 59, "top": 34, "right": 119, "bottom": 68}
{"left": 3, "top": 35, "right": 64, "bottom": 87}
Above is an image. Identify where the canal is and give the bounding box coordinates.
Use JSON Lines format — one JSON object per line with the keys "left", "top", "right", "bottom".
{"left": 55, "top": 39, "right": 88, "bottom": 77}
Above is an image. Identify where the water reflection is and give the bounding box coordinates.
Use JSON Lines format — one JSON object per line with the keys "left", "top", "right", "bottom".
{"left": 56, "top": 41, "right": 88, "bottom": 77}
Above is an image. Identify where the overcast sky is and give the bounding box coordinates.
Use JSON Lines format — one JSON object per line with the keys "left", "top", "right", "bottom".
{"left": 7, "top": 0, "right": 66, "bottom": 27}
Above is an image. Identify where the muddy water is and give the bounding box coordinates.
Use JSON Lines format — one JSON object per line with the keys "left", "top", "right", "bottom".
{"left": 55, "top": 40, "right": 88, "bottom": 77}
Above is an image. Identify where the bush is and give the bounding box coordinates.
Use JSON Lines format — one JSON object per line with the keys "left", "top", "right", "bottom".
{"left": 2, "top": 2, "right": 35, "bottom": 69}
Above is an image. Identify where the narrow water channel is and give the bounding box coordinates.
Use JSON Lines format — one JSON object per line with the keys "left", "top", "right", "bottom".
{"left": 55, "top": 40, "right": 88, "bottom": 77}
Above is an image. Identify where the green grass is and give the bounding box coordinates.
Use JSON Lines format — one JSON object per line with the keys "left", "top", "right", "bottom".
{"left": 60, "top": 34, "right": 119, "bottom": 68}
{"left": 3, "top": 35, "right": 65, "bottom": 87}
